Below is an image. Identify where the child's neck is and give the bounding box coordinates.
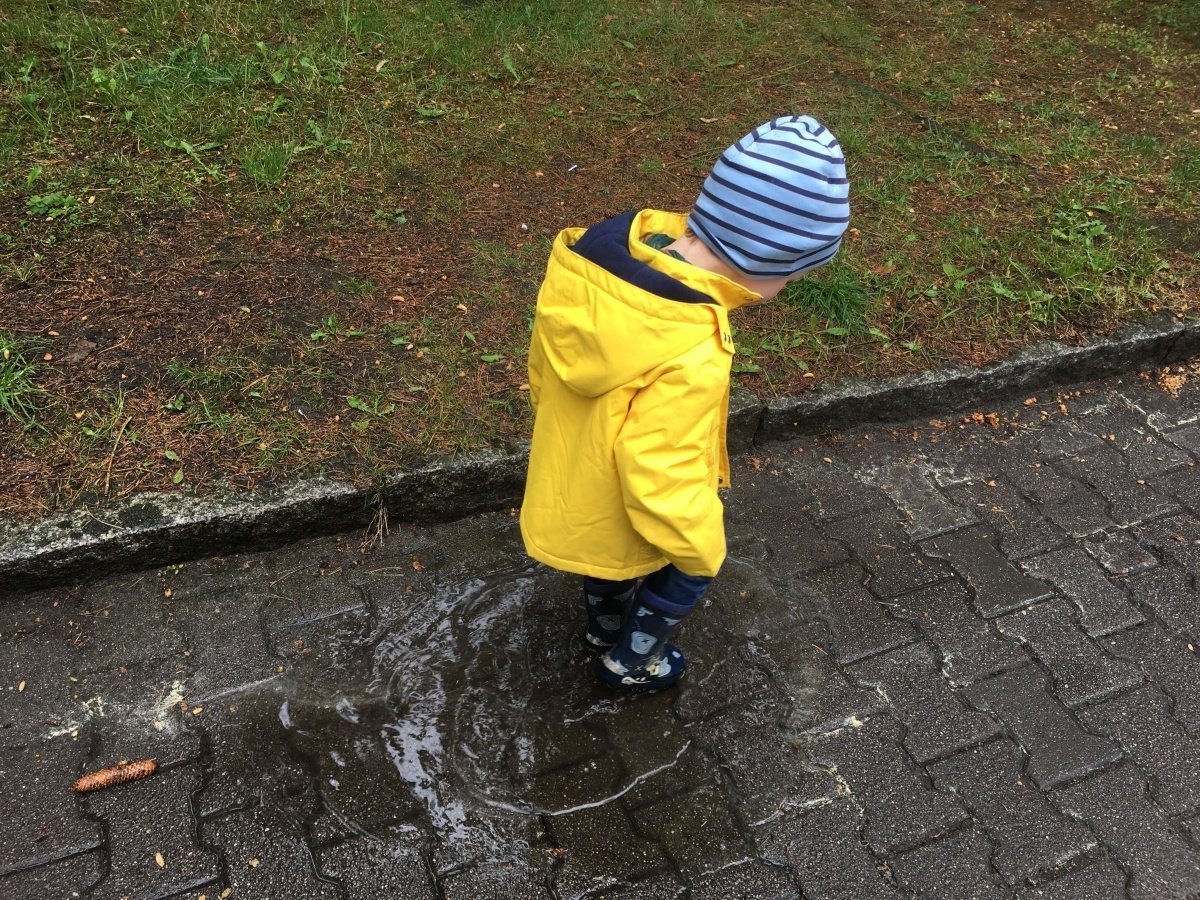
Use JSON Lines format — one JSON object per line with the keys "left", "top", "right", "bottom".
{"left": 664, "top": 234, "right": 790, "bottom": 301}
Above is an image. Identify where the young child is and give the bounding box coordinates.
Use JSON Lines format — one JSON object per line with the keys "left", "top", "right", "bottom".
{"left": 520, "top": 116, "right": 850, "bottom": 689}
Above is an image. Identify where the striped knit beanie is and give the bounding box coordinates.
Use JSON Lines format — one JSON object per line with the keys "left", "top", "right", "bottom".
{"left": 687, "top": 115, "right": 850, "bottom": 279}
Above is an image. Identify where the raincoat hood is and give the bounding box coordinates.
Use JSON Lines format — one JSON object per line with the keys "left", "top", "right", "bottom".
{"left": 533, "top": 209, "right": 757, "bottom": 398}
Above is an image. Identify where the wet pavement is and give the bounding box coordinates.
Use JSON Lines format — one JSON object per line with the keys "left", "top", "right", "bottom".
{"left": 2, "top": 364, "right": 1199, "bottom": 900}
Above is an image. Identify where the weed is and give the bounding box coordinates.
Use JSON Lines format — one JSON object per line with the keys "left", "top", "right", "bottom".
{"left": 0, "top": 334, "right": 44, "bottom": 427}
{"left": 783, "top": 259, "right": 873, "bottom": 329}
{"left": 27, "top": 192, "right": 83, "bottom": 225}
{"left": 241, "top": 142, "right": 293, "bottom": 188}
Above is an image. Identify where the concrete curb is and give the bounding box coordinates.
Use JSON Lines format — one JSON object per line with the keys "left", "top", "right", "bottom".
{"left": 3, "top": 313, "right": 1197, "bottom": 594}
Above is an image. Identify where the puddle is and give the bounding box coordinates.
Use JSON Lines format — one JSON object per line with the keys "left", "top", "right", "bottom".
{"left": 193, "top": 533, "right": 825, "bottom": 877}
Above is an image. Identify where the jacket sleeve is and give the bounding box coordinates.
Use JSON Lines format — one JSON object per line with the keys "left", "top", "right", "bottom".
{"left": 613, "top": 352, "right": 727, "bottom": 578}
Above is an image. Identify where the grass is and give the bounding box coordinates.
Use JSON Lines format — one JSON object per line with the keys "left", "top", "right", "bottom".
{"left": 0, "top": 0, "right": 1197, "bottom": 516}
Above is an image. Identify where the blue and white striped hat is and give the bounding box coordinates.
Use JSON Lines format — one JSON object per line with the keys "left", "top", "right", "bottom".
{"left": 688, "top": 115, "right": 850, "bottom": 279}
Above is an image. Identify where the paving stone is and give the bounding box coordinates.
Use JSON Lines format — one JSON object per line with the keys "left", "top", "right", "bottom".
{"left": 0, "top": 590, "right": 96, "bottom": 750}
{"left": 799, "top": 562, "right": 917, "bottom": 664}
{"left": 604, "top": 693, "right": 691, "bottom": 779}
{"left": 945, "top": 478, "right": 1064, "bottom": 560}
{"left": 870, "top": 463, "right": 977, "bottom": 541}
{"left": 687, "top": 706, "right": 837, "bottom": 825}
{"left": 821, "top": 515, "right": 952, "bottom": 600}
{"left": 922, "top": 527, "right": 1054, "bottom": 618}
{"left": 1055, "top": 445, "right": 1181, "bottom": 528}
{"left": 1082, "top": 536, "right": 1158, "bottom": 577}
{"left": 619, "top": 744, "right": 718, "bottom": 812}
{"left": 1126, "top": 566, "right": 1200, "bottom": 642}
{"left": 963, "top": 668, "right": 1121, "bottom": 790}
{"left": 76, "top": 574, "right": 186, "bottom": 672}
{"left": 1136, "top": 513, "right": 1200, "bottom": 573}
{"left": 89, "top": 764, "right": 219, "bottom": 900}
{"left": 929, "top": 740, "right": 1096, "bottom": 883}
{"left": 319, "top": 827, "right": 436, "bottom": 899}
{"left": 996, "top": 458, "right": 1113, "bottom": 538}
{"left": 1079, "top": 684, "right": 1200, "bottom": 815}
{"left": 532, "top": 757, "right": 666, "bottom": 899}
{"left": 602, "top": 872, "right": 687, "bottom": 898}
{"left": 631, "top": 782, "right": 749, "bottom": 881}
{"left": 1103, "top": 623, "right": 1200, "bottom": 733}
{"left": 791, "top": 458, "right": 889, "bottom": 523}
{"left": 688, "top": 859, "right": 798, "bottom": 899}
{"left": 0, "top": 737, "right": 100, "bottom": 872}
{"left": 1122, "top": 431, "right": 1194, "bottom": 480}
{"left": 1035, "top": 422, "right": 1108, "bottom": 458}
{"left": 891, "top": 828, "right": 1010, "bottom": 900}
{"left": 1164, "top": 425, "right": 1200, "bottom": 455}
{"left": 996, "top": 600, "right": 1142, "bottom": 707}
{"left": 1022, "top": 550, "right": 1144, "bottom": 638}
{"left": 729, "top": 476, "right": 849, "bottom": 575}
{"left": 799, "top": 651, "right": 889, "bottom": 734}
{"left": 888, "top": 580, "right": 1029, "bottom": 686}
{"left": 758, "top": 801, "right": 900, "bottom": 899}
{"left": 1156, "top": 464, "right": 1200, "bottom": 515}
{"left": 259, "top": 575, "right": 369, "bottom": 629}
{"left": 1053, "top": 763, "right": 1200, "bottom": 900}
{"left": 848, "top": 642, "right": 1001, "bottom": 763}
{"left": 805, "top": 715, "right": 968, "bottom": 853}
{"left": 0, "top": 851, "right": 101, "bottom": 898}
{"left": 173, "top": 586, "right": 279, "bottom": 702}
{"left": 203, "top": 804, "right": 341, "bottom": 899}
{"left": 1015, "top": 855, "right": 1128, "bottom": 900}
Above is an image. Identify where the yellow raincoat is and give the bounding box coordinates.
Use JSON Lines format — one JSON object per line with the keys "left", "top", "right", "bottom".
{"left": 520, "top": 209, "right": 759, "bottom": 579}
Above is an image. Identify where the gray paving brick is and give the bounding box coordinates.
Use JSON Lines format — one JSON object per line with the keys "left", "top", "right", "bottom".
{"left": 758, "top": 801, "right": 900, "bottom": 900}
{"left": 888, "top": 580, "right": 1029, "bottom": 686}
{"left": 1127, "top": 566, "right": 1200, "bottom": 643}
{"left": 1015, "top": 856, "right": 1127, "bottom": 900}
{"left": 1054, "top": 444, "right": 1180, "bottom": 527}
{"left": 791, "top": 457, "right": 889, "bottom": 523}
{"left": 891, "top": 828, "right": 1010, "bottom": 900}
{"left": 532, "top": 757, "right": 666, "bottom": 898}
{"left": 963, "top": 668, "right": 1121, "bottom": 790}
{"left": 871, "top": 463, "right": 977, "bottom": 541}
{"left": 729, "top": 475, "right": 849, "bottom": 575}
{"left": 922, "top": 526, "right": 1054, "bottom": 618}
{"left": 1053, "top": 763, "right": 1200, "bottom": 900}
{"left": 203, "top": 805, "right": 341, "bottom": 899}
{"left": 1136, "top": 513, "right": 1200, "bottom": 573}
{"left": 602, "top": 873, "right": 686, "bottom": 899}
{"left": 1123, "top": 431, "right": 1194, "bottom": 480}
{"left": 821, "top": 516, "right": 952, "bottom": 600}
{"left": 0, "top": 738, "right": 100, "bottom": 872}
{"left": 800, "top": 563, "right": 917, "bottom": 664}
{"left": 848, "top": 642, "right": 1001, "bottom": 763}
{"left": 688, "top": 860, "right": 798, "bottom": 899}
{"left": 800, "top": 652, "right": 890, "bottom": 734}
{"left": 688, "top": 707, "right": 837, "bottom": 824}
{"left": 0, "top": 850, "right": 101, "bottom": 899}
{"left": 805, "top": 715, "right": 968, "bottom": 853}
{"left": 1022, "top": 549, "right": 1144, "bottom": 637}
{"left": 1035, "top": 422, "right": 1107, "bottom": 459}
{"left": 77, "top": 574, "right": 185, "bottom": 672}
{"left": 1083, "top": 535, "right": 1158, "bottom": 577}
{"left": 89, "top": 764, "right": 219, "bottom": 900}
{"left": 632, "top": 783, "right": 749, "bottom": 881}
{"left": 1164, "top": 425, "right": 1200, "bottom": 455}
{"left": 997, "top": 458, "right": 1113, "bottom": 538}
{"left": 996, "top": 601, "right": 1142, "bottom": 707}
{"left": 319, "top": 828, "right": 436, "bottom": 899}
{"left": 929, "top": 740, "right": 1097, "bottom": 883}
{"left": 945, "top": 477, "right": 1064, "bottom": 560}
{"left": 1079, "top": 684, "right": 1200, "bottom": 815}
{"left": 1104, "top": 623, "right": 1200, "bottom": 733}
{"left": 1157, "top": 464, "right": 1200, "bottom": 515}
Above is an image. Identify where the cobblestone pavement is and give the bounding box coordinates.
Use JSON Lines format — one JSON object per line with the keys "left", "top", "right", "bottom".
{"left": 2, "top": 365, "right": 1200, "bottom": 900}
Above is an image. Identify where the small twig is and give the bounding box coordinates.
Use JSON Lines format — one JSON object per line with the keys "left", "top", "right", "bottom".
{"left": 103, "top": 416, "right": 132, "bottom": 496}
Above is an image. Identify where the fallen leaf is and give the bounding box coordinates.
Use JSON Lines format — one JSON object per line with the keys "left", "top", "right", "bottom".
{"left": 411, "top": 556, "right": 425, "bottom": 572}
{"left": 248, "top": 858, "right": 261, "bottom": 868}
{"left": 18, "top": 680, "right": 26, "bottom": 692}
{"left": 155, "top": 852, "right": 165, "bottom": 868}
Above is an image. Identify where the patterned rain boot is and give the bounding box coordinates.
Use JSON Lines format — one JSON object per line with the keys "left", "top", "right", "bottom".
{"left": 582, "top": 577, "right": 637, "bottom": 655}
{"left": 599, "top": 586, "right": 690, "bottom": 689}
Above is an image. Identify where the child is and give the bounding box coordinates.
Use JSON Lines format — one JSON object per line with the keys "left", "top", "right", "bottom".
{"left": 520, "top": 116, "right": 850, "bottom": 689}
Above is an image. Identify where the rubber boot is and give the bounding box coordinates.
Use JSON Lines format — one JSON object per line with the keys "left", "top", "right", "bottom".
{"left": 599, "top": 585, "right": 690, "bottom": 689}
{"left": 582, "top": 577, "right": 637, "bottom": 655}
